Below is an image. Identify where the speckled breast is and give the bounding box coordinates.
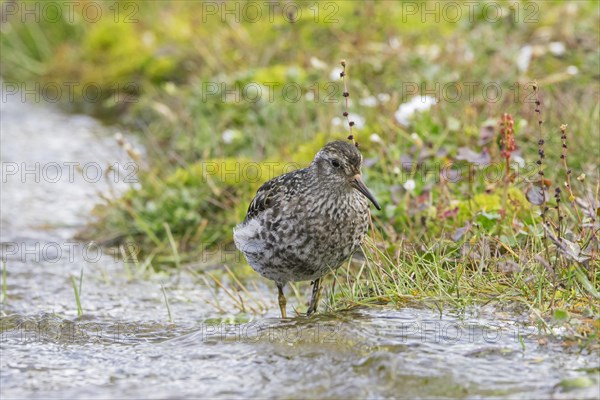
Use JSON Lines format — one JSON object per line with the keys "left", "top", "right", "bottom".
{"left": 238, "top": 190, "right": 370, "bottom": 285}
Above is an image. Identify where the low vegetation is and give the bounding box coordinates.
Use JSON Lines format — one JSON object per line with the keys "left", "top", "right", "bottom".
{"left": 2, "top": 1, "right": 598, "bottom": 344}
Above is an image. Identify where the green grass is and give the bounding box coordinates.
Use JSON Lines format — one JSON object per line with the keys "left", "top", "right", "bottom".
{"left": 71, "top": 268, "right": 84, "bottom": 317}
{"left": 1, "top": 261, "right": 7, "bottom": 304}
{"left": 161, "top": 283, "right": 173, "bottom": 324}
{"left": 1, "top": 1, "right": 598, "bottom": 339}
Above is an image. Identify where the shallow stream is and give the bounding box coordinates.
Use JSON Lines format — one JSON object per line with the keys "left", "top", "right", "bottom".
{"left": 1, "top": 91, "right": 598, "bottom": 399}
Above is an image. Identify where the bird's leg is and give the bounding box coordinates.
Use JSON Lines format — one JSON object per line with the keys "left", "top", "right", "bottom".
{"left": 277, "top": 284, "right": 287, "bottom": 319}
{"left": 306, "top": 278, "right": 322, "bottom": 316}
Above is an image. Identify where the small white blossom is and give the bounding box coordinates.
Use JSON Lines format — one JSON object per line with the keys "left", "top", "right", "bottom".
{"left": 222, "top": 129, "right": 241, "bottom": 144}
{"left": 410, "top": 132, "right": 423, "bottom": 147}
{"left": 566, "top": 65, "right": 579, "bottom": 75}
{"left": 310, "top": 57, "right": 327, "bottom": 70}
{"left": 549, "top": 42, "right": 566, "bottom": 56}
{"left": 359, "top": 96, "right": 378, "bottom": 107}
{"left": 512, "top": 155, "right": 525, "bottom": 168}
{"left": 330, "top": 67, "right": 343, "bottom": 81}
{"left": 394, "top": 96, "right": 437, "bottom": 126}
{"left": 517, "top": 45, "right": 532, "bottom": 73}
{"left": 370, "top": 133, "right": 383, "bottom": 144}
{"left": 403, "top": 179, "right": 416, "bottom": 191}
{"left": 377, "top": 93, "right": 391, "bottom": 103}
{"left": 348, "top": 113, "right": 365, "bottom": 129}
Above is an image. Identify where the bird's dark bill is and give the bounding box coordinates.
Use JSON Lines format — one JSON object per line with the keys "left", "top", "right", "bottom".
{"left": 352, "top": 175, "right": 381, "bottom": 210}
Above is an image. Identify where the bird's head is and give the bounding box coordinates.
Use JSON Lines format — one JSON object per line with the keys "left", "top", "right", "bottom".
{"left": 313, "top": 141, "right": 381, "bottom": 210}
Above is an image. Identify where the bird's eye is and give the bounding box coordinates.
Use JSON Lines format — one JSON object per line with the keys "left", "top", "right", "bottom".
{"left": 331, "top": 159, "right": 341, "bottom": 168}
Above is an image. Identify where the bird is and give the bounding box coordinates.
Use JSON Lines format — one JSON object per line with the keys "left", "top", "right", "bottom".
{"left": 233, "top": 140, "right": 380, "bottom": 318}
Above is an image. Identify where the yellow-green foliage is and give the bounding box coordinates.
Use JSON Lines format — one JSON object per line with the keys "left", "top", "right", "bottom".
{"left": 460, "top": 188, "right": 531, "bottom": 217}
{"left": 455, "top": 188, "right": 533, "bottom": 233}
{"left": 293, "top": 133, "right": 329, "bottom": 164}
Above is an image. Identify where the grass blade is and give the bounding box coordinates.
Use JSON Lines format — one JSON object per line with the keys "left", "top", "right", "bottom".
{"left": 161, "top": 283, "right": 173, "bottom": 323}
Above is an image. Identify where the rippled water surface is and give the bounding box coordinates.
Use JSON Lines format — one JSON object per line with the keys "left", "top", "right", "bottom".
{"left": 1, "top": 91, "right": 598, "bottom": 399}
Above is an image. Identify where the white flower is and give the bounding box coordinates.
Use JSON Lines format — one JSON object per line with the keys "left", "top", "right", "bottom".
{"left": 305, "top": 91, "right": 315, "bottom": 101}
{"left": 394, "top": 96, "right": 437, "bottom": 126}
{"left": 331, "top": 117, "right": 343, "bottom": 127}
{"left": 370, "top": 133, "right": 383, "bottom": 144}
{"left": 330, "top": 67, "right": 343, "bottom": 81}
{"left": 517, "top": 45, "right": 532, "bottom": 73}
{"left": 359, "top": 96, "right": 378, "bottom": 107}
{"left": 512, "top": 155, "right": 525, "bottom": 168}
{"left": 377, "top": 93, "right": 391, "bottom": 103}
{"left": 403, "top": 179, "right": 416, "bottom": 191}
{"left": 392, "top": 166, "right": 401, "bottom": 175}
{"left": 410, "top": 132, "right": 423, "bottom": 147}
{"left": 222, "top": 129, "right": 241, "bottom": 144}
{"left": 348, "top": 113, "right": 365, "bottom": 129}
{"left": 310, "top": 57, "right": 327, "bottom": 70}
{"left": 549, "top": 42, "right": 566, "bottom": 56}
{"left": 333, "top": 114, "right": 364, "bottom": 129}
{"left": 566, "top": 65, "right": 579, "bottom": 75}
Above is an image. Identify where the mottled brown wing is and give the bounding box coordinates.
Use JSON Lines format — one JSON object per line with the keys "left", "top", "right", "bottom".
{"left": 244, "top": 169, "right": 303, "bottom": 222}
